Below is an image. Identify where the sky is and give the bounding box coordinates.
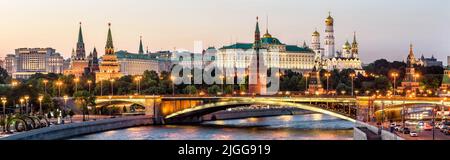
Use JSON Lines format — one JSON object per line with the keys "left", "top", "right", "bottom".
{"left": 0, "top": 0, "right": 449, "bottom": 64}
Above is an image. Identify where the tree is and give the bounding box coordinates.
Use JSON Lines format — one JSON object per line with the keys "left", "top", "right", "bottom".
{"left": 0, "top": 67, "right": 10, "bottom": 84}
{"left": 207, "top": 85, "right": 221, "bottom": 95}
{"left": 183, "top": 85, "right": 197, "bottom": 95}
{"left": 73, "top": 91, "right": 95, "bottom": 121}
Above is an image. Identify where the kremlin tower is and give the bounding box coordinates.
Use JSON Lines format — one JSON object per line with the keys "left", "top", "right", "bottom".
{"left": 248, "top": 17, "right": 266, "bottom": 95}
{"left": 95, "top": 23, "right": 123, "bottom": 82}
{"left": 64, "top": 22, "right": 90, "bottom": 77}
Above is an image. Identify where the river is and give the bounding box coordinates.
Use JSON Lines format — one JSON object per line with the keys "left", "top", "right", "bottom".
{"left": 71, "top": 113, "right": 354, "bottom": 140}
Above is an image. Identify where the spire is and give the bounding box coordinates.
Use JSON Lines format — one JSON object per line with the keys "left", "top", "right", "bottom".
{"left": 407, "top": 43, "right": 416, "bottom": 67}
{"left": 262, "top": 15, "right": 272, "bottom": 38}
{"left": 78, "top": 22, "right": 84, "bottom": 43}
{"left": 352, "top": 32, "right": 357, "bottom": 45}
{"left": 255, "top": 17, "right": 260, "bottom": 35}
{"left": 93, "top": 47, "right": 97, "bottom": 58}
{"left": 105, "top": 23, "right": 114, "bottom": 55}
{"left": 303, "top": 41, "right": 307, "bottom": 48}
{"left": 71, "top": 48, "right": 75, "bottom": 58}
{"left": 106, "top": 23, "right": 114, "bottom": 49}
{"left": 266, "top": 15, "right": 269, "bottom": 35}
{"left": 139, "top": 36, "right": 144, "bottom": 54}
{"left": 254, "top": 17, "right": 261, "bottom": 48}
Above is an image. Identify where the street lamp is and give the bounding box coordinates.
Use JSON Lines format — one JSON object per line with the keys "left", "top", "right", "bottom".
{"left": 63, "top": 95, "right": 68, "bottom": 110}
{"left": 304, "top": 74, "right": 310, "bottom": 94}
{"left": 1, "top": 97, "right": 6, "bottom": 117}
{"left": 19, "top": 98, "right": 24, "bottom": 114}
{"left": 100, "top": 80, "right": 103, "bottom": 96}
{"left": 56, "top": 81, "right": 63, "bottom": 97}
{"left": 109, "top": 79, "right": 115, "bottom": 96}
{"left": 324, "top": 72, "right": 331, "bottom": 94}
{"left": 38, "top": 96, "right": 43, "bottom": 115}
{"left": 349, "top": 73, "right": 356, "bottom": 97}
{"left": 87, "top": 80, "right": 92, "bottom": 94}
{"left": 134, "top": 76, "right": 142, "bottom": 95}
{"left": 74, "top": 78, "right": 80, "bottom": 93}
{"left": 391, "top": 72, "right": 399, "bottom": 96}
{"left": 43, "top": 79, "right": 49, "bottom": 94}
{"left": 413, "top": 73, "right": 420, "bottom": 82}
{"left": 24, "top": 95, "right": 29, "bottom": 114}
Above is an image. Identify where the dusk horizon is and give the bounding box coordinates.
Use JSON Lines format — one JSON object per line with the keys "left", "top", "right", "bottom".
{"left": 0, "top": 0, "right": 449, "bottom": 64}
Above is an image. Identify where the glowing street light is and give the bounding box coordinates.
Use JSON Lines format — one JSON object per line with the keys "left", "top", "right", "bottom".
{"left": 63, "top": 95, "right": 68, "bottom": 110}
{"left": 24, "top": 95, "right": 29, "bottom": 114}
{"left": 74, "top": 78, "right": 80, "bottom": 93}
{"left": 134, "top": 76, "right": 142, "bottom": 95}
{"left": 324, "top": 72, "right": 331, "bottom": 94}
{"left": 43, "top": 79, "right": 49, "bottom": 94}
{"left": 413, "top": 73, "right": 420, "bottom": 82}
{"left": 19, "top": 98, "right": 24, "bottom": 114}
{"left": 38, "top": 96, "right": 43, "bottom": 115}
{"left": 109, "top": 79, "right": 115, "bottom": 96}
{"left": 87, "top": 80, "right": 92, "bottom": 94}
{"left": 391, "top": 72, "right": 399, "bottom": 96}
{"left": 56, "top": 81, "right": 63, "bottom": 97}
{"left": 349, "top": 73, "right": 356, "bottom": 97}
{"left": 1, "top": 97, "right": 7, "bottom": 117}
{"left": 304, "top": 74, "right": 310, "bottom": 93}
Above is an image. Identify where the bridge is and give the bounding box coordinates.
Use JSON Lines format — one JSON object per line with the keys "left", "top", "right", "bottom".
{"left": 95, "top": 95, "right": 362, "bottom": 124}
{"left": 91, "top": 96, "right": 450, "bottom": 124}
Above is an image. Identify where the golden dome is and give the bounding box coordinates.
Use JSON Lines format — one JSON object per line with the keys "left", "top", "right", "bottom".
{"left": 312, "top": 30, "right": 320, "bottom": 36}
{"left": 343, "top": 40, "right": 351, "bottom": 49}
{"left": 325, "top": 12, "right": 334, "bottom": 26}
{"left": 263, "top": 32, "right": 272, "bottom": 38}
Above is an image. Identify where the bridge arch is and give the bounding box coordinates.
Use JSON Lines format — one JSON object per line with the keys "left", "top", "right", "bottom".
{"left": 165, "top": 98, "right": 356, "bottom": 123}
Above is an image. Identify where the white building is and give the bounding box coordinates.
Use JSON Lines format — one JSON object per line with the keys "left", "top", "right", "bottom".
{"left": 314, "top": 13, "right": 363, "bottom": 72}
{"left": 116, "top": 50, "right": 160, "bottom": 76}
{"left": 11, "top": 48, "right": 64, "bottom": 79}
{"left": 217, "top": 18, "right": 315, "bottom": 73}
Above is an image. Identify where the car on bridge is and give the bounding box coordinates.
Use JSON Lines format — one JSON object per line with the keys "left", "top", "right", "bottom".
{"left": 410, "top": 131, "right": 418, "bottom": 137}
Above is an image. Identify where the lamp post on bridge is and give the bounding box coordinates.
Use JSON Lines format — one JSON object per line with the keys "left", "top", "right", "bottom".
{"left": 324, "top": 72, "right": 331, "bottom": 95}
{"left": 391, "top": 72, "right": 398, "bottom": 97}
{"left": 350, "top": 73, "right": 356, "bottom": 97}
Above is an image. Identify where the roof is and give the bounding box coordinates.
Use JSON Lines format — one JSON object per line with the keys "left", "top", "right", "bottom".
{"left": 220, "top": 43, "right": 313, "bottom": 53}
{"left": 261, "top": 37, "right": 283, "bottom": 45}
{"left": 115, "top": 50, "right": 155, "bottom": 60}
{"left": 285, "top": 45, "right": 314, "bottom": 53}
{"left": 221, "top": 43, "right": 254, "bottom": 50}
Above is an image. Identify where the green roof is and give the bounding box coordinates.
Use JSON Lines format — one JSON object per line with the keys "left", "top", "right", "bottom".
{"left": 221, "top": 43, "right": 254, "bottom": 50}
{"left": 116, "top": 50, "right": 155, "bottom": 60}
{"left": 285, "top": 45, "right": 314, "bottom": 53}
{"left": 261, "top": 37, "right": 283, "bottom": 45}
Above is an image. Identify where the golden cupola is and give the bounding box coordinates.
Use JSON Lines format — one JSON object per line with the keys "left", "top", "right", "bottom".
{"left": 325, "top": 12, "right": 334, "bottom": 26}
{"left": 312, "top": 30, "right": 320, "bottom": 36}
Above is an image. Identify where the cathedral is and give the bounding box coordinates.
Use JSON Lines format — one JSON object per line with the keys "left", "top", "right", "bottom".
{"left": 311, "top": 13, "right": 364, "bottom": 73}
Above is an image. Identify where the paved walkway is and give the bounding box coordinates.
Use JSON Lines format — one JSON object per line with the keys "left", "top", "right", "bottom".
{"left": 1, "top": 115, "right": 119, "bottom": 139}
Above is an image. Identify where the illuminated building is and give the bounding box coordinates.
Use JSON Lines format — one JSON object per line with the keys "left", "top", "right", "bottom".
{"left": 11, "top": 48, "right": 63, "bottom": 79}
{"left": 95, "top": 23, "right": 123, "bottom": 82}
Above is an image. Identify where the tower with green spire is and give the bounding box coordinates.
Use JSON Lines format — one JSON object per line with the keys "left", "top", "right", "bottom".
{"left": 96, "top": 23, "right": 123, "bottom": 82}
{"left": 76, "top": 22, "right": 86, "bottom": 59}
{"left": 253, "top": 17, "right": 261, "bottom": 49}
{"left": 105, "top": 23, "right": 115, "bottom": 55}
{"left": 139, "top": 36, "right": 144, "bottom": 54}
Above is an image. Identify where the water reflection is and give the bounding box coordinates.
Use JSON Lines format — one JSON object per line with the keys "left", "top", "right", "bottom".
{"left": 72, "top": 113, "right": 354, "bottom": 140}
